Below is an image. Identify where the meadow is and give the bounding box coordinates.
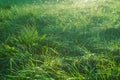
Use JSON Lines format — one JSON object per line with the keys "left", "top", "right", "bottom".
{"left": 0, "top": 0, "right": 120, "bottom": 80}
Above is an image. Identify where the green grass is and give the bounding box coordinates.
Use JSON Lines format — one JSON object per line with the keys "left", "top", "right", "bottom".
{"left": 0, "top": 0, "right": 120, "bottom": 80}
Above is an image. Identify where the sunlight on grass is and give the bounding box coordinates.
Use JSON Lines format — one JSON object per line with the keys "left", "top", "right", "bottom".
{"left": 0, "top": 0, "right": 120, "bottom": 80}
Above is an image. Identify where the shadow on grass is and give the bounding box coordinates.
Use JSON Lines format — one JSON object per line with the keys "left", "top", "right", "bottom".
{"left": 100, "top": 27, "right": 120, "bottom": 41}
{"left": 0, "top": 0, "right": 38, "bottom": 9}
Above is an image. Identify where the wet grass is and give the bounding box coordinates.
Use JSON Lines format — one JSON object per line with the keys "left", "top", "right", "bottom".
{"left": 0, "top": 0, "right": 120, "bottom": 80}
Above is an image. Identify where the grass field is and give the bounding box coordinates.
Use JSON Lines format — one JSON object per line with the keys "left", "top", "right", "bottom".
{"left": 0, "top": 0, "right": 120, "bottom": 80}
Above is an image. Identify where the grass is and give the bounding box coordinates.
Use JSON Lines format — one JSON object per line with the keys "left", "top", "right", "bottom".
{"left": 0, "top": 0, "right": 120, "bottom": 80}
